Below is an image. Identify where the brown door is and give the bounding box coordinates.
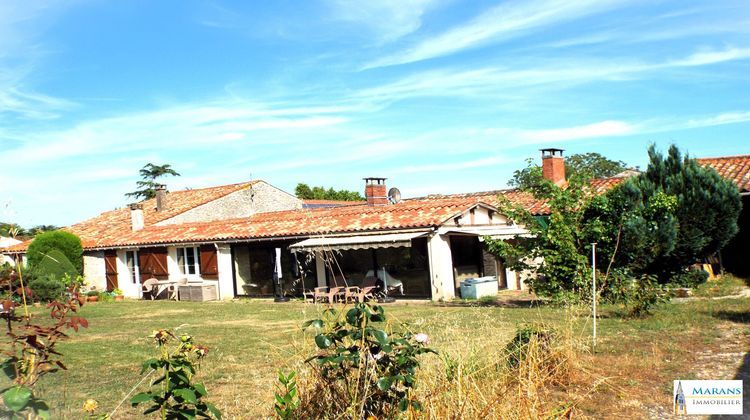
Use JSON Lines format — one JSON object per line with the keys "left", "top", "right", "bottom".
{"left": 199, "top": 245, "right": 219, "bottom": 278}
{"left": 139, "top": 247, "right": 169, "bottom": 280}
{"left": 104, "top": 251, "right": 118, "bottom": 291}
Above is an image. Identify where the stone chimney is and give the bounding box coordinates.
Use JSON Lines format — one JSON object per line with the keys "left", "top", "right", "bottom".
{"left": 364, "top": 177, "right": 388, "bottom": 206}
{"left": 540, "top": 148, "right": 566, "bottom": 186}
{"left": 155, "top": 184, "right": 167, "bottom": 212}
{"left": 129, "top": 203, "right": 144, "bottom": 231}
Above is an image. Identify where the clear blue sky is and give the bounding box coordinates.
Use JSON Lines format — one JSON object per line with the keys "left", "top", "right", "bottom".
{"left": 1, "top": 0, "right": 749, "bottom": 227}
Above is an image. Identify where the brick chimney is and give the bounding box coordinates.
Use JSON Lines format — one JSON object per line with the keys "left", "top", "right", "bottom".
{"left": 364, "top": 177, "right": 388, "bottom": 206}
{"left": 540, "top": 148, "right": 566, "bottom": 186}
{"left": 129, "top": 203, "right": 144, "bottom": 231}
{"left": 155, "top": 184, "right": 167, "bottom": 212}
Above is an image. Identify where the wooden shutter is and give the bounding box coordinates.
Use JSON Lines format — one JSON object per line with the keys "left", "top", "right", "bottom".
{"left": 139, "top": 247, "right": 169, "bottom": 280}
{"left": 104, "top": 251, "right": 118, "bottom": 291}
{"left": 200, "top": 245, "right": 218, "bottom": 278}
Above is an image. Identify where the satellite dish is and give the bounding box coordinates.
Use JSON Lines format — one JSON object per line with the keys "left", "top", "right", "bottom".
{"left": 388, "top": 187, "right": 402, "bottom": 204}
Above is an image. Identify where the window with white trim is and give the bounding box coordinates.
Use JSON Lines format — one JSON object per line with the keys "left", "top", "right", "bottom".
{"left": 125, "top": 250, "right": 139, "bottom": 284}
{"left": 176, "top": 247, "right": 201, "bottom": 276}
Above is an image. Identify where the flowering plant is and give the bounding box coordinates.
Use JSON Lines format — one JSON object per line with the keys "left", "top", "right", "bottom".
{"left": 130, "top": 329, "right": 220, "bottom": 419}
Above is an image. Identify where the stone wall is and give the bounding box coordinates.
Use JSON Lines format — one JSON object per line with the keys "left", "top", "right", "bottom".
{"left": 157, "top": 181, "right": 302, "bottom": 226}
{"left": 83, "top": 251, "right": 107, "bottom": 291}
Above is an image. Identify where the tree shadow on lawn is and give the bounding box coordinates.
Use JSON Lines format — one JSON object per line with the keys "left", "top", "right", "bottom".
{"left": 710, "top": 351, "right": 750, "bottom": 420}
{"left": 710, "top": 309, "right": 750, "bottom": 324}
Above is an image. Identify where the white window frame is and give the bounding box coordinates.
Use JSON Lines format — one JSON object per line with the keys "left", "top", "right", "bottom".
{"left": 176, "top": 246, "right": 201, "bottom": 278}
{"left": 125, "top": 250, "right": 140, "bottom": 285}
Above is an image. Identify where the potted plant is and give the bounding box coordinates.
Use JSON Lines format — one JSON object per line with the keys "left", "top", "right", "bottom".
{"left": 113, "top": 288, "right": 125, "bottom": 301}
{"left": 86, "top": 290, "right": 100, "bottom": 302}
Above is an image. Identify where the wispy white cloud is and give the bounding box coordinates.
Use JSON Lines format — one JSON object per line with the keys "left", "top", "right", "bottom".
{"left": 326, "top": 0, "right": 441, "bottom": 42}
{"left": 355, "top": 46, "right": 750, "bottom": 103}
{"left": 669, "top": 47, "right": 750, "bottom": 67}
{"left": 364, "top": 0, "right": 626, "bottom": 68}
{"left": 517, "top": 120, "right": 635, "bottom": 142}
{"left": 681, "top": 111, "right": 750, "bottom": 129}
{"left": 0, "top": 1, "right": 79, "bottom": 120}
{"left": 2, "top": 100, "right": 352, "bottom": 164}
{"left": 393, "top": 156, "right": 511, "bottom": 174}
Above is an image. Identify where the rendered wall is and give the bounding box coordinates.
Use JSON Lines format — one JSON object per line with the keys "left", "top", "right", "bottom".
{"left": 157, "top": 181, "right": 302, "bottom": 226}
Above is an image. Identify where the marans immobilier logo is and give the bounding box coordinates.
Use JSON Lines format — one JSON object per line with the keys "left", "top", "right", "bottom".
{"left": 673, "top": 380, "right": 744, "bottom": 415}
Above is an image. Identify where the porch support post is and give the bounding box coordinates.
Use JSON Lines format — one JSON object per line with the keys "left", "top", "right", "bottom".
{"left": 427, "top": 233, "right": 455, "bottom": 301}
{"left": 314, "top": 251, "right": 327, "bottom": 288}
{"left": 216, "top": 244, "right": 234, "bottom": 300}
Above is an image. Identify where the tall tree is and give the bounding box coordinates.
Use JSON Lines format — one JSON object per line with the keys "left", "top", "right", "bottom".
{"left": 509, "top": 153, "right": 629, "bottom": 189}
{"left": 125, "top": 163, "right": 181, "bottom": 200}
{"left": 294, "top": 183, "right": 364, "bottom": 201}
{"left": 591, "top": 145, "right": 742, "bottom": 282}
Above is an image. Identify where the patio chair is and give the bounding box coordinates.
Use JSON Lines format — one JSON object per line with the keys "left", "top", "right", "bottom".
{"left": 365, "top": 269, "right": 405, "bottom": 296}
{"left": 141, "top": 278, "right": 159, "bottom": 300}
{"left": 351, "top": 276, "right": 379, "bottom": 302}
{"left": 330, "top": 276, "right": 357, "bottom": 303}
{"left": 304, "top": 287, "right": 327, "bottom": 303}
{"left": 306, "top": 286, "right": 346, "bottom": 304}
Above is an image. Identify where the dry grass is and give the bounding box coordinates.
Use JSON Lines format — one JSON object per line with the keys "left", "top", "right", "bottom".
{"left": 2, "top": 295, "right": 748, "bottom": 418}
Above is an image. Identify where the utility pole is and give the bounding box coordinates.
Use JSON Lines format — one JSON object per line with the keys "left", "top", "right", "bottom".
{"left": 591, "top": 242, "right": 597, "bottom": 352}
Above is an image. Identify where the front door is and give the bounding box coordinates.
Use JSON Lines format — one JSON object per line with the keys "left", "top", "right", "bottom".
{"left": 104, "top": 251, "right": 118, "bottom": 291}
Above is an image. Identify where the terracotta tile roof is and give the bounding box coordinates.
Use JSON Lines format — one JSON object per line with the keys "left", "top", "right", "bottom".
{"left": 589, "top": 177, "right": 627, "bottom": 194}
{"left": 696, "top": 155, "right": 750, "bottom": 192}
{"left": 4, "top": 181, "right": 258, "bottom": 252}
{"left": 302, "top": 199, "right": 366, "bottom": 208}
{"left": 87, "top": 196, "right": 492, "bottom": 248}
{"left": 417, "top": 189, "right": 549, "bottom": 216}
{"left": 9, "top": 153, "right": 747, "bottom": 253}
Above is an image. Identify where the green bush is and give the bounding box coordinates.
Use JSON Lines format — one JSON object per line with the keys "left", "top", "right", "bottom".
{"left": 27, "top": 231, "right": 83, "bottom": 275}
{"left": 27, "top": 249, "right": 77, "bottom": 283}
{"left": 28, "top": 276, "right": 66, "bottom": 302}
{"left": 671, "top": 268, "right": 709, "bottom": 288}
{"left": 504, "top": 324, "right": 555, "bottom": 369}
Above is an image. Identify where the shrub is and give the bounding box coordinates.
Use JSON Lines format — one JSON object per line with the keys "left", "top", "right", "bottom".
{"left": 671, "top": 268, "right": 709, "bottom": 288}
{"left": 27, "top": 231, "right": 83, "bottom": 275}
{"left": 27, "top": 249, "right": 78, "bottom": 283}
{"left": 1, "top": 286, "right": 88, "bottom": 418}
{"left": 131, "top": 329, "right": 221, "bottom": 419}
{"left": 28, "top": 276, "right": 66, "bottom": 303}
{"left": 504, "top": 324, "right": 555, "bottom": 369}
{"left": 297, "top": 302, "right": 436, "bottom": 418}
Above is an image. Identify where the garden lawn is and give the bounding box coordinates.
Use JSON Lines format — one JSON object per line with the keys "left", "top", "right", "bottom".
{"left": 3, "top": 295, "right": 749, "bottom": 418}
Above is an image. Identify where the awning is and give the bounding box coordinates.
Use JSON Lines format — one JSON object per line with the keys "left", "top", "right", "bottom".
{"left": 444, "top": 226, "right": 531, "bottom": 241}
{"left": 289, "top": 232, "right": 428, "bottom": 252}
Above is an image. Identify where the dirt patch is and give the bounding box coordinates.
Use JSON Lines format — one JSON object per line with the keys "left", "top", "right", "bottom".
{"left": 124, "top": 309, "right": 193, "bottom": 319}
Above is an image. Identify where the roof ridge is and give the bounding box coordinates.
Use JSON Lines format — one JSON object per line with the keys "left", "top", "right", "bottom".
{"left": 162, "top": 180, "right": 257, "bottom": 195}
{"left": 696, "top": 154, "right": 750, "bottom": 161}
{"left": 407, "top": 188, "right": 518, "bottom": 200}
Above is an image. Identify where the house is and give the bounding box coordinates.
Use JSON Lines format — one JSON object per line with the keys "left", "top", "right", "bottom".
{"left": 3, "top": 149, "right": 746, "bottom": 300}
{"left": 695, "top": 155, "right": 750, "bottom": 276}
{"left": 0, "top": 236, "right": 21, "bottom": 265}
{"left": 1, "top": 159, "right": 555, "bottom": 301}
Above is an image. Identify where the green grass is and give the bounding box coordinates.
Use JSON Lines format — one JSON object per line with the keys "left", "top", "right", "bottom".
{"left": 2, "top": 296, "right": 749, "bottom": 418}
{"left": 692, "top": 274, "right": 748, "bottom": 298}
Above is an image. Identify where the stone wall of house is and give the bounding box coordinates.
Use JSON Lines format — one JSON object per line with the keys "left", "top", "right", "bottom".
{"left": 157, "top": 181, "right": 302, "bottom": 225}
{"left": 83, "top": 251, "right": 107, "bottom": 291}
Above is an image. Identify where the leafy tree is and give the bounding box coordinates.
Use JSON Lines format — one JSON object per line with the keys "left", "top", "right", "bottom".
{"left": 1, "top": 223, "right": 58, "bottom": 240}
{"left": 566, "top": 152, "right": 629, "bottom": 179}
{"left": 125, "top": 163, "right": 181, "bottom": 200}
{"left": 486, "top": 174, "right": 600, "bottom": 302}
{"left": 509, "top": 152, "right": 629, "bottom": 189}
{"left": 294, "top": 183, "right": 364, "bottom": 201}
{"left": 26, "top": 231, "right": 83, "bottom": 275}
